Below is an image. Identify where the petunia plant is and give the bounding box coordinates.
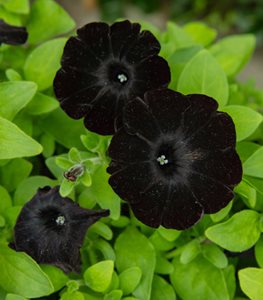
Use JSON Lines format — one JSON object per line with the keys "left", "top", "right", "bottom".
{"left": 0, "top": 1, "right": 263, "bottom": 300}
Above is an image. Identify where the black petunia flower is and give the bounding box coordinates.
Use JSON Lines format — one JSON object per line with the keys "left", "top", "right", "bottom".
{"left": 12, "top": 186, "right": 109, "bottom": 273}
{"left": 53, "top": 20, "right": 170, "bottom": 135}
{"left": 0, "top": 19, "right": 28, "bottom": 45}
{"left": 107, "top": 89, "right": 242, "bottom": 230}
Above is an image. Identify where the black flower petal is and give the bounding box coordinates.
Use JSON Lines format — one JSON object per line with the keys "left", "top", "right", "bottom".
{"left": 0, "top": 19, "right": 28, "bottom": 45}
{"left": 12, "top": 186, "right": 109, "bottom": 273}
{"left": 54, "top": 20, "right": 171, "bottom": 135}
{"left": 108, "top": 89, "right": 242, "bottom": 230}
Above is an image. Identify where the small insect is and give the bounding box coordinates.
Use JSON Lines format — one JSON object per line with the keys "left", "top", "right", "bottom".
{"left": 63, "top": 164, "right": 84, "bottom": 182}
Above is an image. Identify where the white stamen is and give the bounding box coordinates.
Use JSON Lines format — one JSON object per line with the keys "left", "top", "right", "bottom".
{"left": 56, "top": 215, "right": 65, "bottom": 226}
{"left": 117, "top": 73, "right": 128, "bottom": 83}
{"left": 157, "top": 155, "right": 169, "bottom": 166}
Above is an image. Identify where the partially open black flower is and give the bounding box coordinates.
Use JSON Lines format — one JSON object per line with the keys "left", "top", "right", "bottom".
{"left": 0, "top": 19, "right": 28, "bottom": 45}
{"left": 12, "top": 186, "right": 109, "bottom": 273}
{"left": 107, "top": 89, "right": 242, "bottom": 230}
{"left": 53, "top": 20, "right": 170, "bottom": 135}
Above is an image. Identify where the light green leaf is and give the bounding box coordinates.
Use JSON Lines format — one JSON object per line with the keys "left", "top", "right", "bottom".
{"left": 205, "top": 210, "right": 261, "bottom": 252}
{"left": 0, "top": 246, "right": 54, "bottom": 298}
{"left": 5, "top": 294, "right": 28, "bottom": 300}
{"left": 60, "top": 178, "right": 75, "bottom": 197}
{"left": 209, "top": 34, "right": 256, "bottom": 77}
{"left": 177, "top": 49, "right": 228, "bottom": 107}
{"left": 236, "top": 141, "right": 261, "bottom": 163}
{"left": 26, "top": 92, "right": 59, "bottom": 115}
{"left": 13, "top": 176, "right": 57, "bottom": 206}
{"left": 0, "top": 185, "right": 12, "bottom": 214}
{"left": 104, "top": 290, "right": 122, "bottom": 300}
{"left": 183, "top": 22, "right": 217, "bottom": 46}
{"left": 115, "top": 227, "right": 156, "bottom": 300}
{"left": 27, "top": 0, "right": 75, "bottom": 44}
{"left": 235, "top": 181, "right": 257, "bottom": 208}
{"left": 157, "top": 226, "right": 181, "bottom": 242}
{"left": 222, "top": 105, "right": 263, "bottom": 142}
{"left": 2, "top": 0, "right": 29, "bottom": 14}
{"left": 24, "top": 38, "right": 67, "bottom": 91}
{"left": 0, "top": 81, "right": 37, "bottom": 120}
{"left": 210, "top": 201, "right": 233, "bottom": 223}
{"left": 0, "top": 117, "right": 42, "bottom": 159}
{"left": 171, "top": 256, "right": 230, "bottom": 300}
{"left": 89, "top": 222, "right": 113, "bottom": 240}
{"left": 155, "top": 255, "right": 174, "bottom": 275}
{"left": 5, "top": 69, "right": 22, "bottom": 81}
{"left": 201, "top": 244, "right": 228, "bottom": 269}
{"left": 84, "top": 260, "right": 114, "bottom": 293}
{"left": 119, "top": 267, "right": 142, "bottom": 296}
{"left": 151, "top": 275, "right": 176, "bottom": 300}
{"left": 243, "top": 147, "right": 263, "bottom": 178}
{"left": 0, "top": 158, "right": 32, "bottom": 192}
{"left": 239, "top": 268, "right": 263, "bottom": 300}
{"left": 180, "top": 239, "right": 200, "bottom": 264}
{"left": 40, "top": 265, "right": 68, "bottom": 292}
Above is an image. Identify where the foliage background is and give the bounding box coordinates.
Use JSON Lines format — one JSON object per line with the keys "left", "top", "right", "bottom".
{"left": 0, "top": 0, "right": 263, "bottom": 299}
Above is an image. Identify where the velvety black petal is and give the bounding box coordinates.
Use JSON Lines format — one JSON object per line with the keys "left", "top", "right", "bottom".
{"left": 60, "top": 86, "right": 102, "bottom": 119}
{"left": 130, "top": 181, "right": 168, "bottom": 228}
{"left": 77, "top": 22, "right": 110, "bottom": 60}
{"left": 108, "top": 163, "right": 154, "bottom": 204}
{"left": 0, "top": 19, "right": 28, "bottom": 45}
{"left": 181, "top": 94, "right": 218, "bottom": 137}
{"left": 84, "top": 92, "right": 118, "bottom": 135}
{"left": 108, "top": 128, "right": 151, "bottom": 163}
{"left": 189, "top": 174, "right": 234, "bottom": 213}
{"left": 145, "top": 89, "right": 189, "bottom": 134}
{"left": 134, "top": 56, "right": 171, "bottom": 93}
{"left": 187, "top": 112, "right": 236, "bottom": 150}
{"left": 13, "top": 186, "right": 109, "bottom": 273}
{"left": 123, "top": 97, "right": 161, "bottom": 142}
{"left": 191, "top": 150, "right": 242, "bottom": 186}
{"left": 125, "top": 30, "right": 160, "bottom": 63}
{"left": 110, "top": 20, "right": 141, "bottom": 58}
{"left": 162, "top": 185, "right": 204, "bottom": 230}
{"left": 61, "top": 37, "right": 101, "bottom": 73}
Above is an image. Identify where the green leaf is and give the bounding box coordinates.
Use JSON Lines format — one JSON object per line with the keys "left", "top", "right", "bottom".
{"left": 149, "top": 231, "right": 176, "bottom": 251}
{"left": 86, "top": 164, "right": 120, "bottom": 220}
{"left": 5, "top": 69, "right": 22, "bottom": 81}
{"left": 0, "top": 81, "right": 37, "bottom": 121}
{"left": 89, "top": 222, "right": 113, "bottom": 240}
{"left": 236, "top": 142, "right": 261, "bottom": 163}
{"left": 13, "top": 176, "right": 57, "bottom": 206}
{"left": 0, "top": 185, "right": 12, "bottom": 214}
{"left": 0, "top": 158, "right": 32, "bottom": 192}
{"left": 180, "top": 239, "right": 200, "bottom": 264}
{"left": 255, "top": 236, "right": 263, "bottom": 268}
{"left": 93, "top": 240, "right": 116, "bottom": 261}
{"left": 183, "top": 22, "right": 217, "bottom": 46}
{"left": 239, "top": 268, "right": 263, "bottom": 300}
{"left": 60, "top": 178, "right": 75, "bottom": 197}
{"left": 115, "top": 227, "right": 155, "bottom": 300}
{"left": 171, "top": 256, "right": 230, "bottom": 300}
{"left": 24, "top": 38, "right": 67, "bottom": 91}
{"left": 157, "top": 226, "right": 181, "bottom": 242}
{"left": 5, "top": 294, "right": 28, "bottom": 300}
{"left": 223, "top": 265, "right": 236, "bottom": 299}
{"left": 119, "top": 267, "right": 142, "bottom": 296}
{"left": 40, "top": 265, "right": 68, "bottom": 292}
{"left": 209, "top": 34, "right": 256, "bottom": 77}
{"left": 0, "top": 246, "right": 54, "bottom": 298}
{"left": 27, "top": 0, "right": 75, "bottom": 44}
{"left": 235, "top": 181, "right": 257, "bottom": 208}
{"left": 210, "top": 201, "right": 233, "bottom": 222}
{"left": 155, "top": 255, "right": 174, "bottom": 275}
{"left": 69, "top": 148, "right": 81, "bottom": 163}
{"left": 81, "top": 171, "right": 92, "bottom": 187}
{"left": 205, "top": 210, "right": 261, "bottom": 252}
{"left": 104, "top": 290, "right": 122, "bottom": 300}
{"left": 222, "top": 105, "right": 263, "bottom": 142}
{"left": 39, "top": 109, "right": 86, "bottom": 149}
{"left": 0, "top": 117, "right": 42, "bottom": 159}
{"left": 201, "top": 244, "right": 228, "bottom": 269}
{"left": 2, "top": 0, "right": 29, "bottom": 14}
{"left": 243, "top": 147, "right": 263, "bottom": 178}
{"left": 151, "top": 275, "right": 176, "bottom": 300}
{"left": 177, "top": 49, "right": 228, "bottom": 107}
{"left": 26, "top": 92, "right": 59, "bottom": 116}
{"left": 84, "top": 260, "right": 114, "bottom": 293}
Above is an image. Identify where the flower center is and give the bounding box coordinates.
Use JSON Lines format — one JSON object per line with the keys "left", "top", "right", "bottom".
{"left": 117, "top": 73, "right": 128, "bottom": 84}
{"left": 56, "top": 215, "right": 66, "bottom": 226}
{"left": 157, "top": 155, "right": 169, "bottom": 165}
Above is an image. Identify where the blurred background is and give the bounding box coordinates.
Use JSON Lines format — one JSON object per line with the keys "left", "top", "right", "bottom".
{"left": 57, "top": 0, "right": 263, "bottom": 88}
